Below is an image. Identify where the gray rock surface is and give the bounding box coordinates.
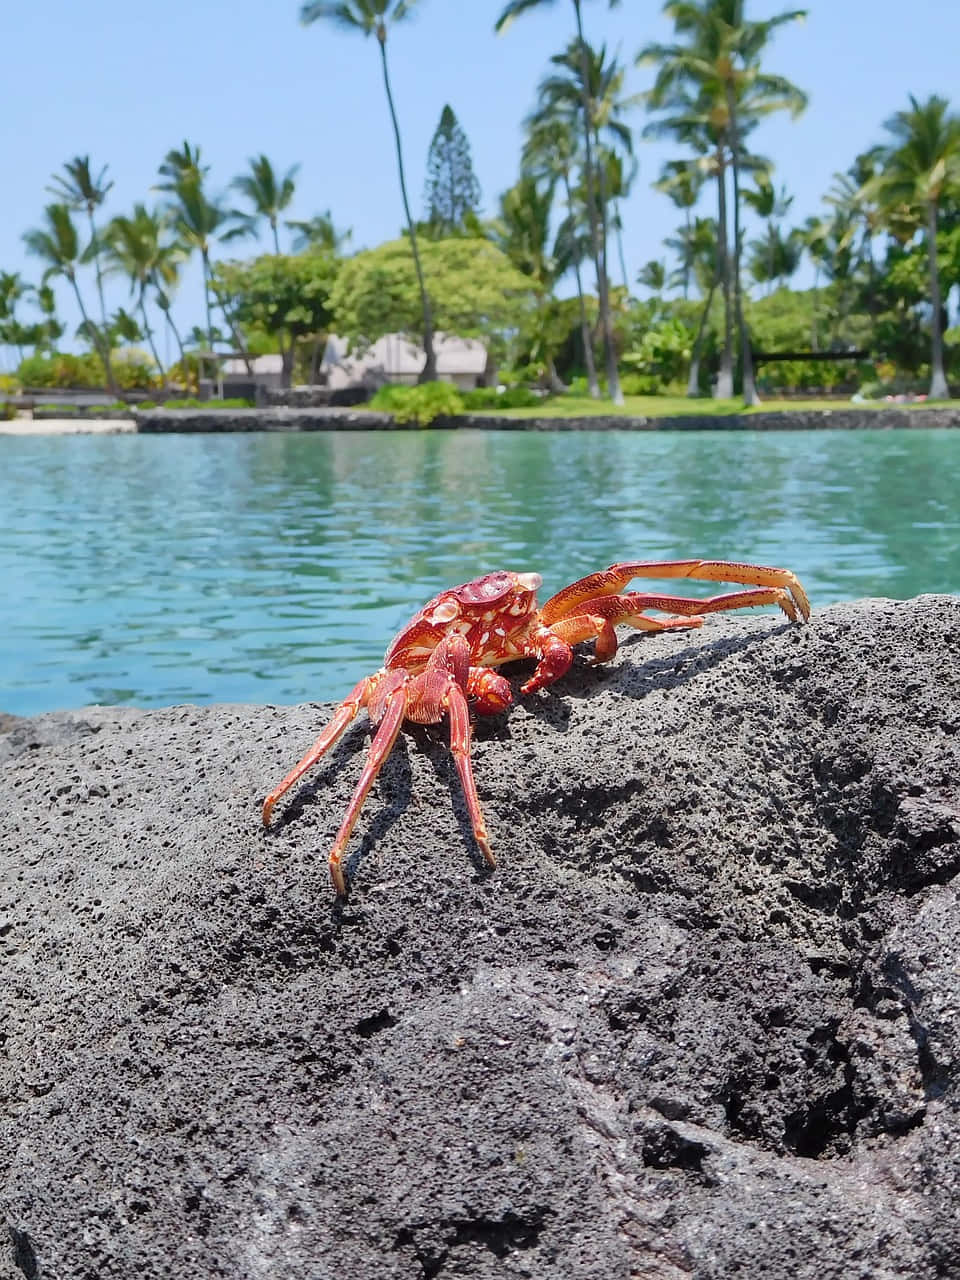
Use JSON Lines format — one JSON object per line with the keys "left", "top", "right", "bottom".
{"left": 132, "top": 406, "right": 960, "bottom": 434}
{"left": 2, "top": 595, "right": 959, "bottom": 1279}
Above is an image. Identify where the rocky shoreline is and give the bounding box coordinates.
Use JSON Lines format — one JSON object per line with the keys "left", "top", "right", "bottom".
{"left": 3, "top": 595, "right": 959, "bottom": 1278}
{"left": 134, "top": 404, "right": 960, "bottom": 432}
{"left": 5, "top": 405, "right": 960, "bottom": 436}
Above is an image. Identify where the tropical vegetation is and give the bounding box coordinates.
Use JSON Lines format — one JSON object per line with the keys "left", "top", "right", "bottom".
{"left": 4, "top": 0, "right": 960, "bottom": 406}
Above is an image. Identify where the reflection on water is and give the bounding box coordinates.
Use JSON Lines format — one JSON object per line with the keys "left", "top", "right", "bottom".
{"left": 1, "top": 428, "right": 957, "bottom": 714}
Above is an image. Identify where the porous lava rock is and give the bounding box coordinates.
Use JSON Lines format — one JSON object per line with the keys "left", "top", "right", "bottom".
{"left": 2, "top": 596, "right": 959, "bottom": 1279}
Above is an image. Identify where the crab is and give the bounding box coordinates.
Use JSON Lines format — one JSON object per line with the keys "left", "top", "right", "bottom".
{"left": 262, "top": 559, "right": 810, "bottom": 894}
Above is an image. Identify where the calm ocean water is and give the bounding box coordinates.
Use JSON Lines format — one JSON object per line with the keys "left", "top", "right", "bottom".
{"left": 1, "top": 427, "right": 958, "bottom": 715}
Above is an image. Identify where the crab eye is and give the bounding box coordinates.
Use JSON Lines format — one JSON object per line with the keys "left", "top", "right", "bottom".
{"left": 455, "top": 572, "right": 514, "bottom": 605}
{"left": 429, "top": 599, "right": 460, "bottom": 624}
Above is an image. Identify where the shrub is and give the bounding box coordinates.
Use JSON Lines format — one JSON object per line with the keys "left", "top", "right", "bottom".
{"left": 0, "top": 373, "right": 21, "bottom": 396}
{"left": 460, "top": 387, "right": 500, "bottom": 410}
{"left": 619, "top": 372, "right": 663, "bottom": 396}
{"left": 496, "top": 386, "right": 539, "bottom": 409}
{"left": 370, "top": 382, "right": 465, "bottom": 425}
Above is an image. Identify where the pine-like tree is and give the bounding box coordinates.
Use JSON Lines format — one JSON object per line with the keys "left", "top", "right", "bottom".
{"left": 423, "top": 105, "right": 482, "bottom": 235}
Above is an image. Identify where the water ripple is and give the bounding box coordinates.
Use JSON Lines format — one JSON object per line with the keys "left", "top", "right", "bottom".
{"left": 1, "top": 427, "right": 957, "bottom": 714}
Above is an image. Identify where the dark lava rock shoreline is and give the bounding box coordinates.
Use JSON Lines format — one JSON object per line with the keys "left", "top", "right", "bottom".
{"left": 2, "top": 596, "right": 960, "bottom": 1279}
{"left": 133, "top": 405, "right": 960, "bottom": 433}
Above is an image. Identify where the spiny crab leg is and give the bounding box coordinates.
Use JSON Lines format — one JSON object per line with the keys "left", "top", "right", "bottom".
{"left": 541, "top": 559, "right": 811, "bottom": 626}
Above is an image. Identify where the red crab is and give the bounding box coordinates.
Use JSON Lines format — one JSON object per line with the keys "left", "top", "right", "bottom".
{"left": 262, "top": 559, "right": 810, "bottom": 894}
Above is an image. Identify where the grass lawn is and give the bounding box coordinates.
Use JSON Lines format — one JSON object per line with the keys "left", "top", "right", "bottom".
{"left": 488, "top": 395, "right": 960, "bottom": 419}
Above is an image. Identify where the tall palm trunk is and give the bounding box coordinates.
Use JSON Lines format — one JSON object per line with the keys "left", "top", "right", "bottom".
{"left": 688, "top": 272, "right": 718, "bottom": 397}
{"left": 377, "top": 33, "right": 436, "bottom": 382}
{"left": 162, "top": 307, "right": 187, "bottom": 373}
{"left": 137, "top": 287, "right": 167, "bottom": 390}
{"left": 200, "top": 249, "right": 215, "bottom": 353}
{"left": 926, "top": 200, "right": 950, "bottom": 399}
{"left": 726, "top": 90, "right": 759, "bottom": 406}
{"left": 714, "top": 152, "right": 734, "bottom": 399}
{"left": 572, "top": 0, "right": 622, "bottom": 404}
{"left": 85, "top": 205, "right": 119, "bottom": 395}
{"left": 66, "top": 270, "right": 107, "bottom": 390}
{"left": 562, "top": 173, "right": 599, "bottom": 397}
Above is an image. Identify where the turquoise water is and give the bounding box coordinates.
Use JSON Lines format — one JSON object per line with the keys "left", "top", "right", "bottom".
{"left": 1, "top": 428, "right": 958, "bottom": 715}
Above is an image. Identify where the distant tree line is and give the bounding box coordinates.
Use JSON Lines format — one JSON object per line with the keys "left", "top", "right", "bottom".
{"left": 3, "top": 0, "right": 960, "bottom": 404}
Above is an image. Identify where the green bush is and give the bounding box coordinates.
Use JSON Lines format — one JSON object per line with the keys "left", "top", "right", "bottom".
{"left": 619, "top": 372, "right": 663, "bottom": 396}
{"left": 370, "top": 382, "right": 465, "bottom": 425}
{"left": 0, "top": 373, "right": 21, "bottom": 396}
{"left": 460, "top": 387, "right": 500, "bottom": 409}
{"left": 496, "top": 386, "right": 540, "bottom": 408}
{"left": 16, "top": 349, "right": 160, "bottom": 391}
{"left": 1, "top": 400, "right": 16, "bottom": 421}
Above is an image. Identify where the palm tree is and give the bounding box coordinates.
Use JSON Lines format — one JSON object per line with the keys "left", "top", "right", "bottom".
{"left": 643, "top": 92, "right": 737, "bottom": 396}
{"left": 800, "top": 215, "right": 829, "bottom": 351}
{"left": 0, "top": 272, "right": 30, "bottom": 364}
{"left": 46, "top": 156, "right": 118, "bottom": 392}
{"left": 23, "top": 204, "right": 113, "bottom": 390}
{"left": 156, "top": 141, "right": 209, "bottom": 191}
{"left": 743, "top": 172, "right": 793, "bottom": 289}
{"left": 232, "top": 155, "right": 300, "bottom": 254}
{"left": 640, "top": 0, "right": 807, "bottom": 404}
{"left": 104, "top": 205, "right": 186, "bottom": 386}
{"left": 638, "top": 259, "right": 668, "bottom": 293}
{"left": 287, "top": 211, "right": 353, "bottom": 254}
{"left": 871, "top": 95, "right": 960, "bottom": 400}
{"left": 685, "top": 215, "right": 721, "bottom": 395}
{"left": 656, "top": 159, "right": 704, "bottom": 297}
{"left": 301, "top": 1, "right": 437, "bottom": 381}
{"left": 498, "top": 0, "right": 626, "bottom": 404}
{"left": 523, "top": 110, "right": 600, "bottom": 396}
{"left": 162, "top": 171, "right": 252, "bottom": 355}
{"left": 490, "top": 175, "right": 565, "bottom": 389}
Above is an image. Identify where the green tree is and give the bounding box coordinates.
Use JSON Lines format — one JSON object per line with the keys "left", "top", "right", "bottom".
{"left": 287, "top": 211, "right": 353, "bottom": 254}
{"left": 743, "top": 172, "right": 793, "bottom": 290}
{"left": 497, "top": 0, "right": 626, "bottom": 404}
{"left": 490, "top": 176, "right": 568, "bottom": 388}
{"left": 104, "top": 204, "right": 186, "bottom": 386}
{"left": 213, "top": 253, "right": 337, "bottom": 386}
{"left": 160, "top": 162, "right": 251, "bottom": 354}
{"left": 423, "top": 104, "right": 482, "bottom": 235}
{"left": 656, "top": 158, "right": 705, "bottom": 298}
{"left": 23, "top": 204, "right": 114, "bottom": 390}
{"left": 301, "top": 1, "right": 438, "bottom": 381}
{"left": 46, "top": 155, "right": 117, "bottom": 391}
{"left": 232, "top": 154, "right": 300, "bottom": 254}
{"left": 0, "top": 272, "right": 31, "bottom": 364}
{"left": 328, "top": 237, "right": 532, "bottom": 365}
{"left": 641, "top": 0, "right": 807, "bottom": 404}
{"left": 870, "top": 95, "right": 960, "bottom": 398}
{"left": 523, "top": 110, "right": 600, "bottom": 396}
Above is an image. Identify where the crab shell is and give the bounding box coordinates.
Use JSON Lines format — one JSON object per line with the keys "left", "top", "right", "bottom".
{"left": 384, "top": 571, "right": 545, "bottom": 674}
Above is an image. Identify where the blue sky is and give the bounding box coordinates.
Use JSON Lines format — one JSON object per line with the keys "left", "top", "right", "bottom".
{"left": 3, "top": 0, "right": 959, "bottom": 360}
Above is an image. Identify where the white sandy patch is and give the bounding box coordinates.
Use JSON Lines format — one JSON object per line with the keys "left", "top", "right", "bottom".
{"left": 0, "top": 417, "right": 136, "bottom": 436}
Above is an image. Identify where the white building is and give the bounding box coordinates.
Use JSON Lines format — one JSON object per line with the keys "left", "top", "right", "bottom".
{"left": 320, "top": 332, "right": 491, "bottom": 391}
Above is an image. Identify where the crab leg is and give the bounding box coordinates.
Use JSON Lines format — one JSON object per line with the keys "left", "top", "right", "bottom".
{"left": 407, "top": 635, "right": 495, "bottom": 870}
{"left": 541, "top": 559, "right": 810, "bottom": 625}
{"left": 327, "top": 673, "right": 410, "bottom": 896}
{"left": 262, "top": 676, "right": 375, "bottom": 827}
